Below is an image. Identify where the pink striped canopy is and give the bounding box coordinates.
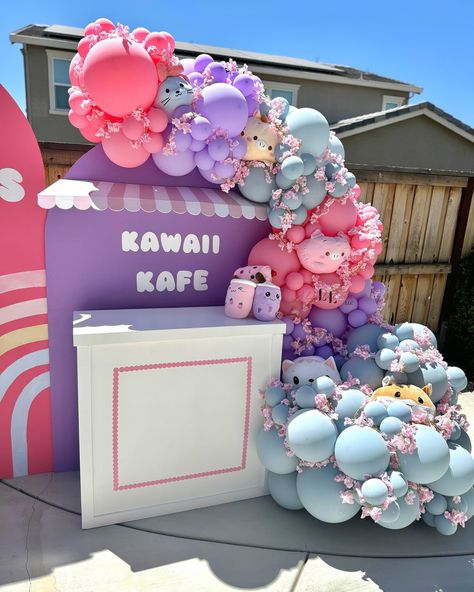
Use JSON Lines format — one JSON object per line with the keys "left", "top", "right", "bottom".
{"left": 38, "top": 179, "right": 268, "bottom": 220}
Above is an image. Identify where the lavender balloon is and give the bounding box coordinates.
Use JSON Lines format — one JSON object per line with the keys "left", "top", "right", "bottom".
{"left": 253, "top": 283, "right": 281, "bottom": 321}
{"left": 190, "top": 116, "right": 212, "bottom": 141}
{"left": 197, "top": 83, "right": 248, "bottom": 137}
{"left": 194, "top": 53, "right": 213, "bottom": 73}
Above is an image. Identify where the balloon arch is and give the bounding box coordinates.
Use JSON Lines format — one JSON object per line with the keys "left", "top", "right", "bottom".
{"left": 68, "top": 19, "right": 474, "bottom": 535}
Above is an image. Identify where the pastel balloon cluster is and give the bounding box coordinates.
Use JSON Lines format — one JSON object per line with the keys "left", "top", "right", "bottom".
{"left": 257, "top": 354, "right": 474, "bottom": 534}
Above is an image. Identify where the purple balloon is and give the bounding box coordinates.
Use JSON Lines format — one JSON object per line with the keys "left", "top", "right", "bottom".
{"left": 283, "top": 335, "right": 294, "bottom": 349}
{"left": 231, "top": 136, "right": 247, "bottom": 159}
{"left": 188, "top": 72, "right": 204, "bottom": 87}
{"left": 191, "top": 116, "right": 212, "bottom": 141}
{"left": 372, "top": 281, "right": 385, "bottom": 296}
{"left": 315, "top": 345, "right": 333, "bottom": 359}
{"left": 208, "top": 137, "right": 230, "bottom": 161}
{"left": 233, "top": 73, "right": 255, "bottom": 96}
{"left": 153, "top": 148, "right": 196, "bottom": 176}
{"left": 358, "top": 296, "right": 378, "bottom": 315}
{"left": 194, "top": 54, "right": 213, "bottom": 73}
{"left": 348, "top": 309, "right": 368, "bottom": 328}
{"left": 190, "top": 139, "right": 206, "bottom": 152}
{"left": 247, "top": 96, "right": 260, "bottom": 117}
{"left": 282, "top": 317, "right": 295, "bottom": 335}
{"left": 292, "top": 323, "right": 308, "bottom": 341}
{"left": 214, "top": 161, "right": 235, "bottom": 179}
{"left": 340, "top": 296, "right": 358, "bottom": 315}
{"left": 198, "top": 166, "right": 220, "bottom": 184}
{"left": 172, "top": 105, "right": 193, "bottom": 118}
{"left": 356, "top": 280, "right": 372, "bottom": 298}
{"left": 206, "top": 61, "right": 227, "bottom": 83}
{"left": 198, "top": 83, "right": 248, "bottom": 137}
{"left": 180, "top": 58, "right": 195, "bottom": 75}
{"left": 174, "top": 130, "right": 192, "bottom": 152}
{"left": 194, "top": 148, "right": 215, "bottom": 171}
{"left": 308, "top": 307, "right": 347, "bottom": 338}
{"left": 301, "top": 344, "right": 316, "bottom": 357}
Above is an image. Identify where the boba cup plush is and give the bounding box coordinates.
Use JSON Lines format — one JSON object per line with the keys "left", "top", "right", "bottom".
{"left": 253, "top": 283, "right": 281, "bottom": 321}
{"left": 224, "top": 279, "right": 256, "bottom": 319}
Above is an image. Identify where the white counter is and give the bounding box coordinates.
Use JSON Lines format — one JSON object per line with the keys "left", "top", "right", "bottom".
{"left": 73, "top": 306, "right": 285, "bottom": 528}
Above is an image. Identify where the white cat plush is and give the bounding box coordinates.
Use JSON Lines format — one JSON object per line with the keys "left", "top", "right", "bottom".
{"left": 282, "top": 356, "right": 341, "bottom": 387}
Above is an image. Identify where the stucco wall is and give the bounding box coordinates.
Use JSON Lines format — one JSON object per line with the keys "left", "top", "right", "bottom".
{"left": 341, "top": 115, "right": 474, "bottom": 173}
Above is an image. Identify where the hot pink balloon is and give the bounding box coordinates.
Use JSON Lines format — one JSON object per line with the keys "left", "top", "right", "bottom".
{"left": 69, "top": 54, "right": 84, "bottom": 87}
{"left": 319, "top": 198, "right": 358, "bottom": 236}
{"left": 85, "top": 18, "right": 115, "bottom": 35}
{"left": 68, "top": 90, "right": 91, "bottom": 115}
{"left": 83, "top": 37, "right": 158, "bottom": 117}
{"left": 286, "top": 225, "right": 306, "bottom": 244}
{"left": 147, "top": 107, "right": 168, "bottom": 133}
{"left": 360, "top": 263, "right": 375, "bottom": 279}
{"left": 144, "top": 31, "right": 175, "bottom": 55}
{"left": 68, "top": 110, "right": 88, "bottom": 129}
{"left": 132, "top": 27, "right": 150, "bottom": 43}
{"left": 102, "top": 131, "right": 150, "bottom": 168}
{"left": 351, "top": 235, "right": 371, "bottom": 250}
{"left": 122, "top": 116, "right": 145, "bottom": 140}
{"left": 248, "top": 238, "right": 300, "bottom": 287}
{"left": 352, "top": 184, "right": 361, "bottom": 199}
{"left": 79, "top": 124, "right": 100, "bottom": 143}
{"left": 143, "top": 132, "right": 164, "bottom": 154}
{"left": 349, "top": 274, "right": 366, "bottom": 294}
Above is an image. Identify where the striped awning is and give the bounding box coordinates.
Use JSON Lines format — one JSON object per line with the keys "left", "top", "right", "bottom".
{"left": 38, "top": 179, "right": 268, "bottom": 220}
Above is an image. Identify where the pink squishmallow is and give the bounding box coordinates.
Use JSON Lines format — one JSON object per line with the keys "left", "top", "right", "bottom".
{"left": 296, "top": 230, "right": 350, "bottom": 274}
{"left": 234, "top": 265, "right": 273, "bottom": 284}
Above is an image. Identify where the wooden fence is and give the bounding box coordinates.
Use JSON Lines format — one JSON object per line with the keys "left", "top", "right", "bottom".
{"left": 355, "top": 168, "right": 473, "bottom": 331}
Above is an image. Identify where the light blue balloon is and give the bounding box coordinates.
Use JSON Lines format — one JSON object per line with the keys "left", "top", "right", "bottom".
{"left": 272, "top": 404, "right": 289, "bottom": 426}
{"left": 398, "top": 339, "right": 419, "bottom": 352}
{"left": 364, "top": 401, "right": 388, "bottom": 426}
{"left": 345, "top": 172, "right": 356, "bottom": 188}
{"left": 409, "top": 323, "right": 437, "bottom": 349}
{"left": 281, "top": 155, "right": 305, "bottom": 180}
{"left": 387, "top": 401, "right": 412, "bottom": 423}
{"left": 426, "top": 493, "right": 447, "bottom": 515}
{"left": 377, "top": 332, "right": 399, "bottom": 351}
{"left": 451, "top": 423, "right": 461, "bottom": 441}
{"left": 275, "top": 170, "right": 293, "bottom": 190}
{"left": 463, "top": 486, "right": 474, "bottom": 519}
{"left": 272, "top": 96, "right": 290, "bottom": 120}
{"left": 265, "top": 385, "right": 286, "bottom": 407}
{"left": 239, "top": 166, "right": 276, "bottom": 203}
{"left": 456, "top": 430, "right": 472, "bottom": 453}
{"left": 399, "top": 352, "right": 420, "bottom": 373}
{"left": 281, "top": 191, "right": 303, "bottom": 211}
{"left": 268, "top": 207, "right": 286, "bottom": 229}
{"left": 314, "top": 376, "right": 336, "bottom": 396}
{"left": 256, "top": 428, "right": 298, "bottom": 474}
{"left": 335, "top": 426, "right": 390, "bottom": 480}
{"left": 384, "top": 370, "right": 409, "bottom": 385}
{"left": 302, "top": 176, "right": 326, "bottom": 209}
{"left": 295, "top": 385, "right": 317, "bottom": 408}
{"left": 346, "top": 324, "right": 386, "bottom": 354}
{"left": 361, "top": 478, "right": 388, "bottom": 506}
{"left": 301, "top": 153, "right": 316, "bottom": 175}
{"left": 328, "top": 135, "right": 345, "bottom": 160}
{"left": 267, "top": 471, "right": 303, "bottom": 510}
{"left": 378, "top": 491, "right": 419, "bottom": 529}
{"left": 286, "top": 107, "right": 330, "bottom": 157}
{"left": 446, "top": 366, "right": 468, "bottom": 392}
{"left": 410, "top": 362, "right": 449, "bottom": 403}
{"left": 398, "top": 425, "right": 450, "bottom": 484}
{"left": 427, "top": 443, "right": 474, "bottom": 496}
{"left": 296, "top": 465, "right": 361, "bottom": 523}
{"left": 380, "top": 501, "right": 401, "bottom": 524}
{"left": 340, "top": 358, "right": 385, "bottom": 390}
{"left": 325, "top": 162, "right": 340, "bottom": 179}
{"left": 435, "top": 514, "right": 457, "bottom": 536}
{"left": 334, "top": 389, "right": 366, "bottom": 432}
{"left": 292, "top": 205, "right": 308, "bottom": 225}
{"left": 389, "top": 471, "right": 408, "bottom": 498}
{"left": 380, "top": 416, "right": 403, "bottom": 437}
{"left": 329, "top": 182, "right": 349, "bottom": 198}
{"left": 447, "top": 495, "right": 468, "bottom": 513}
{"left": 375, "top": 348, "right": 398, "bottom": 370}
{"left": 394, "top": 322, "right": 415, "bottom": 341}
{"left": 422, "top": 510, "right": 436, "bottom": 527}
{"left": 274, "top": 143, "right": 290, "bottom": 162}
{"left": 449, "top": 390, "right": 459, "bottom": 405}
{"left": 287, "top": 410, "right": 338, "bottom": 462}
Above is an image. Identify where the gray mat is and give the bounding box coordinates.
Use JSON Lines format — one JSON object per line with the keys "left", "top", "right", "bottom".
{"left": 4, "top": 471, "right": 474, "bottom": 558}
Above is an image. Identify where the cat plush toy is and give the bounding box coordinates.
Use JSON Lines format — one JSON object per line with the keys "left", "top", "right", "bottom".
{"left": 282, "top": 356, "right": 342, "bottom": 387}
{"left": 296, "top": 230, "right": 350, "bottom": 274}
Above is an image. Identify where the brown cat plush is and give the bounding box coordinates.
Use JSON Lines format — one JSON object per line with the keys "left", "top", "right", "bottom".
{"left": 371, "top": 376, "right": 435, "bottom": 412}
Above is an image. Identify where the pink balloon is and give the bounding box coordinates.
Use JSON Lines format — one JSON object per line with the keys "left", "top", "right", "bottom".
{"left": 83, "top": 37, "right": 158, "bottom": 117}
{"left": 248, "top": 238, "right": 300, "bottom": 287}
{"left": 374, "top": 242, "right": 383, "bottom": 255}
{"left": 77, "top": 36, "right": 94, "bottom": 59}
{"left": 301, "top": 269, "right": 313, "bottom": 284}
{"left": 69, "top": 90, "right": 91, "bottom": 115}
{"left": 286, "top": 225, "right": 306, "bottom": 244}
{"left": 313, "top": 272, "right": 349, "bottom": 310}
{"left": 349, "top": 274, "right": 366, "bottom": 294}
{"left": 68, "top": 110, "right": 88, "bottom": 129}
{"left": 351, "top": 235, "right": 371, "bottom": 250}
{"left": 79, "top": 124, "right": 100, "bottom": 143}
{"left": 360, "top": 263, "right": 375, "bottom": 279}
{"left": 286, "top": 271, "right": 304, "bottom": 291}
{"left": 132, "top": 27, "right": 150, "bottom": 43}
{"left": 143, "top": 132, "right": 163, "bottom": 154}
{"left": 144, "top": 31, "right": 175, "bottom": 55}
{"left": 122, "top": 116, "right": 145, "bottom": 140}
{"left": 281, "top": 286, "right": 297, "bottom": 301}
{"left": 305, "top": 221, "right": 322, "bottom": 238}
{"left": 102, "top": 131, "right": 150, "bottom": 168}
{"left": 297, "top": 284, "right": 315, "bottom": 303}
{"left": 147, "top": 107, "right": 168, "bottom": 133}
{"left": 85, "top": 18, "right": 115, "bottom": 35}
{"left": 152, "top": 148, "right": 196, "bottom": 176}
{"left": 319, "top": 198, "right": 358, "bottom": 236}
{"left": 69, "top": 54, "right": 84, "bottom": 87}
{"left": 352, "top": 184, "right": 361, "bottom": 199}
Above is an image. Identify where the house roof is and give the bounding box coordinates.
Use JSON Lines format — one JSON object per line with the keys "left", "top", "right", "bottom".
{"left": 331, "top": 102, "right": 474, "bottom": 143}
{"left": 9, "top": 23, "right": 423, "bottom": 94}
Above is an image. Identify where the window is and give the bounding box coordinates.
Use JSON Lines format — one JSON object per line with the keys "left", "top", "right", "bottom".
{"left": 46, "top": 50, "right": 73, "bottom": 114}
{"left": 263, "top": 81, "right": 300, "bottom": 106}
{"left": 382, "top": 95, "right": 405, "bottom": 111}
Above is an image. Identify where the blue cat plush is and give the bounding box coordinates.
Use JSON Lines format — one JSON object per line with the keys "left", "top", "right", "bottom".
{"left": 282, "top": 356, "right": 341, "bottom": 387}
{"left": 154, "top": 76, "right": 193, "bottom": 115}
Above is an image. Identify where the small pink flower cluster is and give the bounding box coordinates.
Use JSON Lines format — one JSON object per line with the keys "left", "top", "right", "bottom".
{"left": 444, "top": 510, "right": 467, "bottom": 528}
{"left": 387, "top": 422, "right": 417, "bottom": 454}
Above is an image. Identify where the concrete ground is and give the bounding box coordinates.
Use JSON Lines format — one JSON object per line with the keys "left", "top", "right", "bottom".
{"left": 1, "top": 392, "right": 473, "bottom": 592}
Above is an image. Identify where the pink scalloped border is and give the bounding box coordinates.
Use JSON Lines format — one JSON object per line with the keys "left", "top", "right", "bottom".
{"left": 112, "top": 357, "right": 253, "bottom": 491}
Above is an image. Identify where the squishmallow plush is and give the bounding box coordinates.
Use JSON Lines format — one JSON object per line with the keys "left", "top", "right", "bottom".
{"left": 234, "top": 265, "right": 273, "bottom": 284}
{"left": 241, "top": 117, "right": 278, "bottom": 162}
{"left": 224, "top": 279, "right": 256, "bottom": 319}
{"left": 253, "top": 283, "right": 281, "bottom": 321}
{"left": 282, "top": 356, "right": 341, "bottom": 387}
{"left": 371, "top": 377, "right": 435, "bottom": 413}
{"left": 154, "top": 76, "right": 193, "bottom": 114}
{"left": 296, "top": 230, "right": 350, "bottom": 274}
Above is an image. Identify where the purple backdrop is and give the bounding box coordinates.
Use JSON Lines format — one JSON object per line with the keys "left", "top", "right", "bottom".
{"left": 46, "top": 146, "right": 269, "bottom": 471}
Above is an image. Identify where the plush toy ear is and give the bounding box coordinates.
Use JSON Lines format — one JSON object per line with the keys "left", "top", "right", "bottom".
{"left": 382, "top": 376, "right": 393, "bottom": 387}
{"left": 422, "top": 384, "right": 433, "bottom": 397}
{"left": 324, "top": 356, "right": 337, "bottom": 371}
{"left": 310, "top": 229, "right": 324, "bottom": 239}
{"left": 282, "top": 360, "right": 294, "bottom": 373}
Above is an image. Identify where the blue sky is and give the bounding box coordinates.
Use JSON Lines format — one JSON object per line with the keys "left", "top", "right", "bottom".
{"left": 1, "top": 0, "right": 473, "bottom": 126}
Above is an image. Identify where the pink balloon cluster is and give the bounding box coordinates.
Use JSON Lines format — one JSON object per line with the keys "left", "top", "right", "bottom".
{"left": 248, "top": 193, "right": 383, "bottom": 319}
{"left": 68, "top": 19, "right": 176, "bottom": 167}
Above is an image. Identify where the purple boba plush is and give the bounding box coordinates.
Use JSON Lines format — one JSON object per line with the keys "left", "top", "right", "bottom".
{"left": 253, "top": 282, "right": 281, "bottom": 321}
